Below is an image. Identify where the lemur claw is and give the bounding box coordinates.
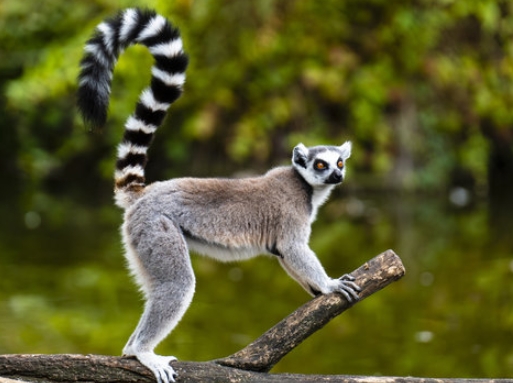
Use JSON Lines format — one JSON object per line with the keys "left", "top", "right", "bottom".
{"left": 339, "top": 273, "right": 356, "bottom": 282}
{"left": 338, "top": 274, "right": 361, "bottom": 302}
{"left": 135, "top": 352, "right": 177, "bottom": 383}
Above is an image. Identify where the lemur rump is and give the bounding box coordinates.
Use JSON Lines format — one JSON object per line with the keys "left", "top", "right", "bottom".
{"left": 78, "top": 8, "right": 360, "bottom": 383}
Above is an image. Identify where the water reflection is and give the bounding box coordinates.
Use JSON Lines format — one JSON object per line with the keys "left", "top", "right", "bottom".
{"left": 0, "top": 192, "right": 512, "bottom": 378}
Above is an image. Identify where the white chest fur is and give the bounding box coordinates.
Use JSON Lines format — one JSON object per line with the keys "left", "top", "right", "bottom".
{"left": 310, "top": 185, "right": 335, "bottom": 222}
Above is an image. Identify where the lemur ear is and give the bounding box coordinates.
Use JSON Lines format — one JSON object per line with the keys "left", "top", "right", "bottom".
{"left": 292, "top": 143, "right": 309, "bottom": 168}
{"left": 339, "top": 141, "right": 352, "bottom": 159}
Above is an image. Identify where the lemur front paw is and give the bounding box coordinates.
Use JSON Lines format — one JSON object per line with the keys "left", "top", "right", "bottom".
{"left": 134, "top": 352, "right": 178, "bottom": 383}
{"left": 333, "top": 274, "right": 361, "bottom": 302}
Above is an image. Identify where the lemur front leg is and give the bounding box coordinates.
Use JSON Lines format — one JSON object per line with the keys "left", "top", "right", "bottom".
{"left": 278, "top": 245, "right": 361, "bottom": 302}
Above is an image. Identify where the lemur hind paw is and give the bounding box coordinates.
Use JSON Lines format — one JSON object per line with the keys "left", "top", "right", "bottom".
{"left": 336, "top": 274, "right": 361, "bottom": 302}
{"left": 135, "top": 352, "right": 178, "bottom": 383}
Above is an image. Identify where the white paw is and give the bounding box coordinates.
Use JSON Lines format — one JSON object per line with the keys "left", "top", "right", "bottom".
{"left": 135, "top": 352, "right": 178, "bottom": 383}
{"left": 328, "top": 274, "right": 361, "bottom": 302}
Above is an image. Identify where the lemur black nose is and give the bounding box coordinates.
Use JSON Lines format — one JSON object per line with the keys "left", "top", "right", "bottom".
{"left": 327, "top": 169, "right": 343, "bottom": 184}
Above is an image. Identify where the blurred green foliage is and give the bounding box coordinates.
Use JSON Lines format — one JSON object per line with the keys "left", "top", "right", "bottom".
{"left": 1, "top": 0, "right": 512, "bottom": 213}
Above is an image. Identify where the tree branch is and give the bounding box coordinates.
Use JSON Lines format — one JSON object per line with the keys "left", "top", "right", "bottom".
{"left": 0, "top": 355, "right": 510, "bottom": 383}
{"left": 216, "top": 248, "right": 405, "bottom": 372}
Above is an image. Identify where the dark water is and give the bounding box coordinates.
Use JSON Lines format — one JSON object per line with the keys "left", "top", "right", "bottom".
{"left": 1, "top": 191, "right": 512, "bottom": 378}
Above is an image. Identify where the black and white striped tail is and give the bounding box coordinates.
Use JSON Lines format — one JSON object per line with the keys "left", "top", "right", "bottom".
{"left": 77, "top": 8, "right": 188, "bottom": 205}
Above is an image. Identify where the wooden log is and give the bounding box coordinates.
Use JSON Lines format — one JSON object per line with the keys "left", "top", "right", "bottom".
{"left": 0, "top": 355, "right": 510, "bottom": 383}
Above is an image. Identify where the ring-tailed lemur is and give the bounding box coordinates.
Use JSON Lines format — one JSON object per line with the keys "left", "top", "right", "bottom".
{"left": 77, "top": 8, "right": 360, "bottom": 383}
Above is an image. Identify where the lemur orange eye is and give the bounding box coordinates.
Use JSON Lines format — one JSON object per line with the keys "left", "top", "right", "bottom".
{"left": 337, "top": 160, "right": 344, "bottom": 169}
{"left": 315, "top": 161, "right": 326, "bottom": 170}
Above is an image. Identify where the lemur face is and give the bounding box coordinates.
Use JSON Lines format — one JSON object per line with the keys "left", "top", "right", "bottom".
{"left": 292, "top": 142, "right": 352, "bottom": 187}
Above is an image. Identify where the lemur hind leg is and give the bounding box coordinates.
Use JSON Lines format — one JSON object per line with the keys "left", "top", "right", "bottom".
{"left": 122, "top": 212, "right": 195, "bottom": 383}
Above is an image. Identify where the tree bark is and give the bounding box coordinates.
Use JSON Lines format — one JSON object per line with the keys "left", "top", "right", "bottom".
{"left": 4, "top": 250, "right": 500, "bottom": 383}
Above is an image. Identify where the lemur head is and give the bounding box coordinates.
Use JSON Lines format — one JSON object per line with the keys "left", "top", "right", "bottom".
{"left": 292, "top": 141, "right": 352, "bottom": 187}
